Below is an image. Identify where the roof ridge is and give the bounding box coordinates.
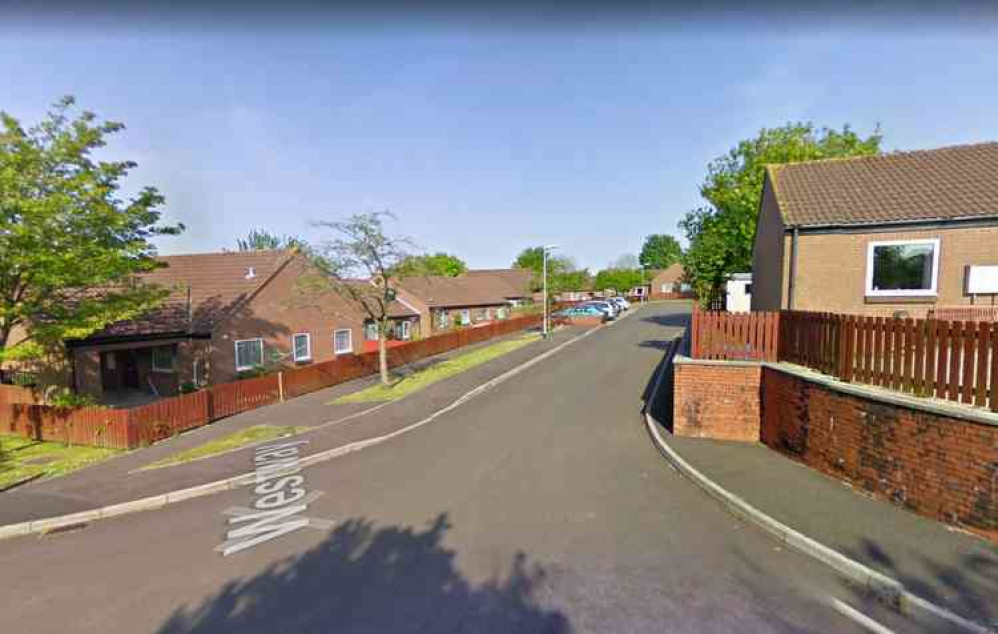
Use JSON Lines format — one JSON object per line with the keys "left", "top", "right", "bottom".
{"left": 156, "top": 249, "right": 292, "bottom": 259}
{"left": 770, "top": 140, "right": 998, "bottom": 173}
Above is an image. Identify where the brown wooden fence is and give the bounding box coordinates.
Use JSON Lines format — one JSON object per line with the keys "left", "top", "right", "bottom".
{"left": 0, "top": 384, "right": 41, "bottom": 406}
{"left": 690, "top": 309, "right": 780, "bottom": 362}
{"left": 0, "top": 314, "right": 544, "bottom": 449}
{"left": 691, "top": 308, "right": 998, "bottom": 413}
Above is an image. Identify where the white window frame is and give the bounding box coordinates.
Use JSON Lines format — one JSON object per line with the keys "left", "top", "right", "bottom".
{"left": 292, "top": 333, "right": 312, "bottom": 363}
{"left": 865, "top": 238, "right": 940, "bottom": 297}
{"left": 234, "top": 338, "right": 264, "bottom": 372}
{"left": 399, "top": 320, "right": 412, "bottom": 340}
{"left": 151, "top": 346, "right": 174, "bottom": 373}
{"left": 333, "top": 329, "right": 353, "bottom": 355}
{"left": 460, "top": 309, "right": 471, "bottom": 325}
{"left": 363, "top": 322, "right": 379, "bottom": 341}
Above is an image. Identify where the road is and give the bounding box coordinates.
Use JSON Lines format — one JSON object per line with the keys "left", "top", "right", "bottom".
{"left": 0, "top": 304, "right": 944, "bottom": 633}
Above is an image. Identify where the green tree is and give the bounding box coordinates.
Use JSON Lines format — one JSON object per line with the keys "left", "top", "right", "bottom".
{"left": 594, "top": 268, "right": 644, "bottom": 293}
{"left": 392, "top": 252, "right": 467, "bottom": 277}
{"left": 0, "top": 96, "right": 182, "bottom": 362}
{"left": 512, "top": 246, "right": 573, "bottom": 292}
{"left": 237, "top": 229, "right": 306, "bottom": 252}
{"left": 679, "top": 123, "right": 882, "bottom": 304}
{"left": 638, "top": 234, "right": 682, "bottom": 270}
{"left": 305, "top": 212, "right": 414, "bottom": 386}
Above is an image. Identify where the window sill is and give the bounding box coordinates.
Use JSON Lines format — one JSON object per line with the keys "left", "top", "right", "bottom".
{"left": 151, "top": 368, "right": 174, "bottom": 374}
{"left": 864, "top": 294, "right": 938, "bottom": 304}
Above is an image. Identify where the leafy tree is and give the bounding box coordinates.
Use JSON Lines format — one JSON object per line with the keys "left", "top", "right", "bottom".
{"left": 639, "top": 234, "right": 682, "bottom": 270}
{"left": 679, "top": 123, "right": 882, "bottom": 304}
{"left": 0, "top": 96, "right": 182, "bottom": 363}
{"left": 611, "top": 253, "right": 640, "bottom": 270}
{"left": 237, "top": 228, "right": 306, "bottom": 252}
{"left": 392, "top": 252, "right": 467, "bottom": 277}
{"left": 305, "top": 212, "right": 414, "bottom": 386}
{"left": 594, "top": 268, "right": 644, "bottom": 293}
{"left": 512, "top": 246, "right": 574, "bottom": 292}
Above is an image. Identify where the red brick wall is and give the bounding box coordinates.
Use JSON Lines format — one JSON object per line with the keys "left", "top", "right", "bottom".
{"left": 672, "top": 361, "right": 761, "bottom": 441}
{"left": 760, "top": 368, "right": 997, "bottom": 533}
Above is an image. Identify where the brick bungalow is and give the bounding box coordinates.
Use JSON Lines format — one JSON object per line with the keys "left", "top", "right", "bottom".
{"left": 646, "top": 263, "right": 694, "bottom": 300}
{"left": 462, "top": 268, "right": 534, "bottom": 306}
{"left": 751, "top": 142, "right": 998, "bottom": 317}
{"left": 63, "top": 250, "right": 418, "bottom": 402}
{"left": 396, "top": 273, "right": 522, "bottom": 335}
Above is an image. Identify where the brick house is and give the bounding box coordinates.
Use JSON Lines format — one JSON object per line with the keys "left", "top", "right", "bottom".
{"left": 751, "top": 142, "right": 998, "bottom": 317}
{"left": 396, "top": 274, "right": 521, "bottom": 335}
{"left": 62, "top": 250, "right": 418, "bottom": 402}
{"left": 462, "top": 268, "right": 534, "bottom": 306}
{"left": 646, "top": 263, "right": 694, "bottom": 300}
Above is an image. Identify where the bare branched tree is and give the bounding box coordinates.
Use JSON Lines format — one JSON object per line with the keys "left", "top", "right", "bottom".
{"left": 306, "top": 212, "right": 415, "bottom": 386}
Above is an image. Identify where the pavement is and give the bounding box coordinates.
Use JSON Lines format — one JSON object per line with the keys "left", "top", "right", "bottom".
{"left": 0, "top": 303, "right": 966, "bottom": 633}
{"left": 658, "top": 433, "right": 998, "bottom": 629}
{"left": 0, "top": 326, "right": 583, "bottom": 526}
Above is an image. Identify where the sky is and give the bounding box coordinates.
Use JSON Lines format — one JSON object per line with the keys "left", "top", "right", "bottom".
{"left": 3, "top": 5, "right": 998, "bottom": 271}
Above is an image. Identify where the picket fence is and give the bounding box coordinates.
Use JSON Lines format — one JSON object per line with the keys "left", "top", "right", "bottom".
{"left": 1, "top": 314, "right": 543, "bottom": 449}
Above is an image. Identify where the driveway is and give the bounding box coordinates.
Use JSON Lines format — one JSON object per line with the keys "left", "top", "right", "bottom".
{"left": 0, "top": 304, "right": 947, "bottom": 633}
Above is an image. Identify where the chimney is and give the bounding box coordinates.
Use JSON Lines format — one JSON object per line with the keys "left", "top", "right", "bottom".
{"left": 245, "top": 267, "right": 257, "bottom": 280}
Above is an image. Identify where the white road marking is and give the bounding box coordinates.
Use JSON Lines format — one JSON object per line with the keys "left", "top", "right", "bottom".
{"left": 830, "top": 598, "right": 896, "bottom": 634}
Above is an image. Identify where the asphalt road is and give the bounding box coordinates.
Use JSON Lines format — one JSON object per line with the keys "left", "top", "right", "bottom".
{"left": 0, "top": 304, "right": 951, "bottom": 633}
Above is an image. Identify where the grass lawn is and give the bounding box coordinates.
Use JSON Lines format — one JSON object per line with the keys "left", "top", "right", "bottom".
{"left": 141, "top": 425, "right": 304, "bottom": 470}
{"left": 0, "top": 435, "right": 122, "bottom": 490}
{"left": 332, "top": 332, "right": 542, "bottom": 404}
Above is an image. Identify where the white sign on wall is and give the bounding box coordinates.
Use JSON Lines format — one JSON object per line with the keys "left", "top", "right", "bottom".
{"left": 966, "top": 265, "right": 998, "bottom": 294}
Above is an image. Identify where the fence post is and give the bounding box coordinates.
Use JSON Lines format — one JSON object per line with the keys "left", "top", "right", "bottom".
{"left": 839, "top": 315, "right": 854, "bottom": 382}
{"left": 690, "top": 308, "right": 700, "bottom": 358}
{"left": 278, "top": 371, "right": 285, "bottom": 403}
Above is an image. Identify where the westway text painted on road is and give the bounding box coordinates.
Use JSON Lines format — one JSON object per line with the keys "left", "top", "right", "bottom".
{"left": 215, "top": 439, "right": 333, "bottom": 556}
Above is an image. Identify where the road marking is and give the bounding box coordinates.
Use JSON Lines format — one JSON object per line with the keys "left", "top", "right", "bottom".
{"left": 830, "top": 598, "right": 896, "bottom": 634}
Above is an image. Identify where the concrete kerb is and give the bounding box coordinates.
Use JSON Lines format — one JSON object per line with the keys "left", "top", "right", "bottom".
{"left": 642, "top": 349, "right": 995, "bottom": 634}
{"left": 0, "top": 312, "right": 614, "bottom": 543}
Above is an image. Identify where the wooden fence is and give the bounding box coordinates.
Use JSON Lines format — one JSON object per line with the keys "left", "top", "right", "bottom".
{"left": 690, "top": 309, "right": 780, "bottom": 361}
{"left": 691, "top": 308, "right": 998, "bottom": 413}
{"left": 0, "top": 314, "right": 544, "bottom": 449}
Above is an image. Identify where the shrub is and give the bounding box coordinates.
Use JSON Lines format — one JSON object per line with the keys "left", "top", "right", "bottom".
{"left": 48, "top": 390, "right": 99, "bottom": 408}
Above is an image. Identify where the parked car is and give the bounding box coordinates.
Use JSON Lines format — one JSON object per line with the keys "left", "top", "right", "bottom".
{"left": 579, "top": 301, "right": 618, "bottom": 319}
{"left": 554, "top": 305, "right": 608, "bottom": 321}
{"left": 608, "top": 297, "right": 630, "bottom": 311}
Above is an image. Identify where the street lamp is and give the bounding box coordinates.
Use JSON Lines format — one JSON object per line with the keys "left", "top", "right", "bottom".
{"left": 542, "top": 245, "right": 559, "bottom": 338}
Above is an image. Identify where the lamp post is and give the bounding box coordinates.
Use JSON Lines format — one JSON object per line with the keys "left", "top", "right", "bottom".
{"left": 542, "top": 245, "right": 559, "bottom": 338}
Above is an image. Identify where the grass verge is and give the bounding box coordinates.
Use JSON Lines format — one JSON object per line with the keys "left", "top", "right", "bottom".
{"left": 0, "top": 435, "right": 122, "bottom": 490}
{"left": 332, "top": 332, "right": 542, "bottom": 404}
{"left": 141, "top": 425, "right": 304, "bottom": 470}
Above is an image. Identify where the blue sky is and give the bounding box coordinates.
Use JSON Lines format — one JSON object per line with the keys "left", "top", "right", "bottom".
{"left": 3, "top": 14, "right": 997, "bottom": 271}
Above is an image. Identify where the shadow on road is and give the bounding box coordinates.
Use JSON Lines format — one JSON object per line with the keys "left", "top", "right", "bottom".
{"left": 640, "top": 312, "right": 691, "bottom": 330}
{"left": 156, "top": 513, "right": 570, "bottom": 634}
{"left": 640, "top": 336, "right": 683, "bottom": 433}
{"left": 838, "top": 538, "right": 997, "bottom": 628}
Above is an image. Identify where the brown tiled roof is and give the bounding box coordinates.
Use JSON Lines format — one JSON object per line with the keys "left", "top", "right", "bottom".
{"left": 462, "top": 268, "right": 533, "bottom": 298}
{"left": 398, "top": 275, "right": 511, "bottom": 308}
{"left": 91, "top": 250, "right": 294, "bottom": 338}
{"left": 769, "top": 142, "right": 998, "bottom": 228}
{"left": 650, "top": 263, "right": 685, "bottom": 285}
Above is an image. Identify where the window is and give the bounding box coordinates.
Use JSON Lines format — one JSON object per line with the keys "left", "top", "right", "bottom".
{"left": 497, "top": 307, "right": 508, "bottom": 320}
{"left": 866, "top": 239, "right": 939, "bottom": 296}
{"left": 680, "top": 283, "right": 692, "bottom": 293}
{"left": 744, "top": 284, "right": 753, "bottom": 295}
{"left": 333, "top": 329, "right": 353, "bottom": 355}
{"left": 364, "top": 322, "right": 378, "bottom": 341}
{"left": 483, "top": 308, "right": 492, "bottom": 321}
{"left": 460, "top": 309, "right": 471, "bottom": 325}
{"left": 151, "top": 346, "right": 174, "bottom": 373}
{"left": 436, "top": 310, "right": 449, "bottom": 329}
{"left": 661, "top": 283, "right": 673, "bottom": 293}
{"left": 398, "top": 320, "right": 412, "bottom": 340}
{"left": 292, "top": 333, "right": 311, "bottom": 362}
{"left": 235, "top": 338, "right": 264, "bottom": 371}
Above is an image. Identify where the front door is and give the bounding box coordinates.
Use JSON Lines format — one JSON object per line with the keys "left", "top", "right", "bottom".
{"left": 120, "top": 351, "right": 140, "bottom": 389}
